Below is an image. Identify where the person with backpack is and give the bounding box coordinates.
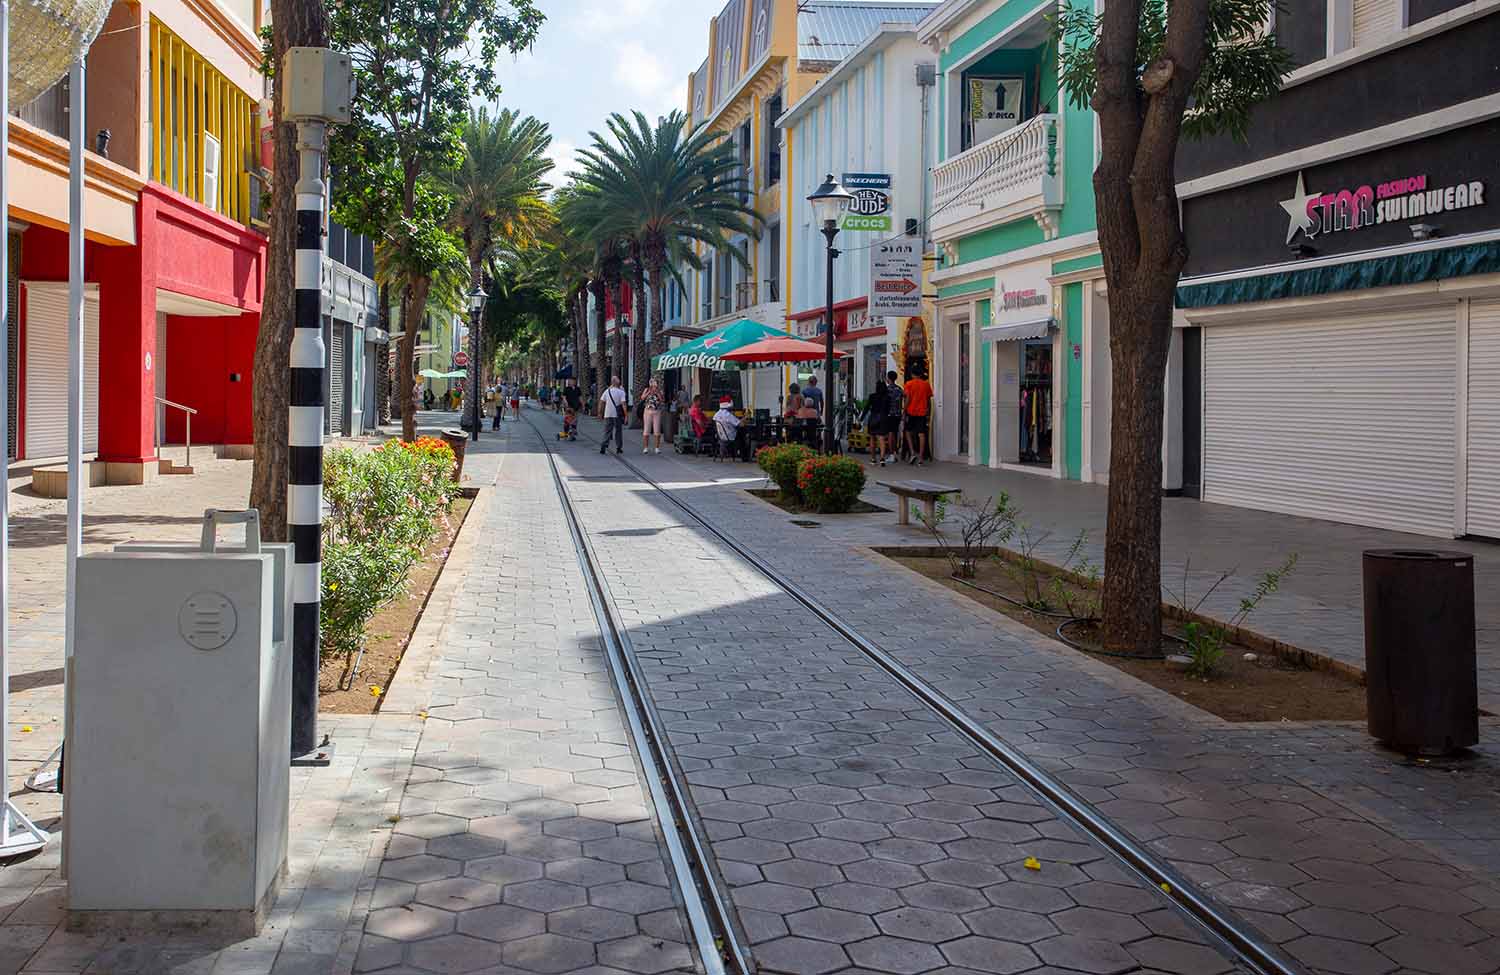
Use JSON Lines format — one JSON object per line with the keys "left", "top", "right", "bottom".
{"left": 882, "top": 371, "right": 905, "bottom": 466}
{"left": 867, "top": 375, "right": 890, "bottom": 467}
{"left": 598, "top": 376, "right": 628, "bottom": 455}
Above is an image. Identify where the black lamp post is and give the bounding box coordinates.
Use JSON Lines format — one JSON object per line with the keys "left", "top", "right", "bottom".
{"left": 468, "top": 284, "right": 485, "bottom": 441}
{"left": 807, "top": 173, "right": 855, "bottom": 454}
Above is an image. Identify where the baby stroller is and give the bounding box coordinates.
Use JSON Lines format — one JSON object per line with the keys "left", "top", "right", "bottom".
{"left": 558, "top": 407, "right": 579, "bottom": 441}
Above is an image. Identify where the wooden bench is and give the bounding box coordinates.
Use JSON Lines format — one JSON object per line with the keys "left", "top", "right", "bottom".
{"left": 878, "top": 479, "right": 961, "bottom": 527}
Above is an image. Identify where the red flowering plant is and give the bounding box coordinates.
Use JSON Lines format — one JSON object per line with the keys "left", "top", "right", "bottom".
{"left": 756, "top": 443, "right": 816, "bottom": 500}
{"left": 796, "top": 455, "right": 867, "bottom": 513}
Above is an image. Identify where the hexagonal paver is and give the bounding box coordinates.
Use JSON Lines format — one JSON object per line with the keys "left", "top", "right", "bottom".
{"left": 940, "top": 935, "right": 1041, "bottom": 975}
{"left": 787, "top": 906, "right": 879, "bottom": 943}
{"left": 1285, "top": 935, "right": 1398, "bottom": 975}
{"left": 365, "top": 903, "right": 456, "bottom": 941}
{"left": 901, "top": 882, "right": 987, "bottom": 914}
{"left": 465, "top": 855, "right": 544, "bottom": 887}
{"left": 1034, "top": 934, "right": 1139, "bottom": 974}
{"left": 395, "top": 814, "right": 470, "bottom": 839}
{"left": 408, "top": 933, "right": 505, "bottom": 974}
{"left": 817, "top": 882, "right": 905, "bottom": 914}
{"left": 790, "top": 837, "right": 869, "bottom": 866}
{"left": 599, "top": 934, "right": 695, "bottom": 974}
{"left": 754, "top": 936, "right": 850, "bottom": 975}
{"left": 545, "top": 857, "right": 628, "bottom": 887}
{"left": 1127, "top": 936, "right": 1237, "bottom": 975}
{"left": 383, "top": 854, "right": 463, "bottom": 885}
{"left": 847, "top": 935, "right": 947, "bottom": 974}
{"left": 416, "top": 877, "right": 501, "bottom": 911}
{"left": 734, "top": 882, "right": 818, "bottom": 915}
{"left": 548, "top": 905, "right": 637, "bottom": 942}
{"left": 590, "top": 881, "right": 677, "bottom": 914}
{"left": 1379, "top": 935, "right": 1493, "bottom": 975}
{"left": 425, "top": 833, "right": 507, "bottom": 861}
{"left": 876, "top": 906, "right": 969, "bottom": 944}
{"left": 504, "top": 879, "right": 587, "bottom": 913}
{"left": 763, "top": 859, "right": 844, "bottom": 890}
{"left": 455, "top": 903, "right": 546, "bottom": 942}
{"left": 1288, "top": 905, "right": 1395, "bottom": 944}
{"left": 502, "top": 933, "right": 597, "bottom": 974}
{"left": 964, "top": 906, "right": 1059, "bottom": 944}
{"left": 581, "top": 837, "right": 660, "bottom": 864}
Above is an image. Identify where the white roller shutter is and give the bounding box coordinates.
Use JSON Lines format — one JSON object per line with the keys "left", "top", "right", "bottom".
{"left": 1467, "top": 300, "right": 1500, "bottom": 538}
{"left": 24, "top": 284, "right": 100, "bottom": 459}
{"left": 1203, "top": 307, "right": 1456, "bottom": 537}
{"left": 329, "top": 322, "right": 346, "bottom": 436}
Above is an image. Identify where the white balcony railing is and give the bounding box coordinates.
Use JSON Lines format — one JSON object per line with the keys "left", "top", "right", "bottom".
{"left": 930, "top": 113, "right": 1063, "bottom": 242}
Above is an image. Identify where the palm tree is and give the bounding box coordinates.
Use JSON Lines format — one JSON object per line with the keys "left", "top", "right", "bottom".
{"left": 575, "top": 110, "right": 762, "bottom": 403}
{"left": 375, "top": 218, "right": 468, "bottom": 440}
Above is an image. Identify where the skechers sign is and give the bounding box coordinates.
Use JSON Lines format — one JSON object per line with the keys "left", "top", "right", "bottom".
{"left": 841, "top": 173, "right": 892, "bottom": 232}
{"left": 1281, "top": 170, "right": 1487, "bottom": 243}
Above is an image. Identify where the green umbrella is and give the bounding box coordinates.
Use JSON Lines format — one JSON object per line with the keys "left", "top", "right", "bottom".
{"left": 650, "top": 318, "right": 787, "bottom": 372}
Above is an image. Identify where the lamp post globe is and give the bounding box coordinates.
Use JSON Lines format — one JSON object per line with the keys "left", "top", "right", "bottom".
{"left": 468, "top": 285, "right": 485, "bottom": 442}
{"left": 806, "top": 174, "right": 853, "bottom": 454}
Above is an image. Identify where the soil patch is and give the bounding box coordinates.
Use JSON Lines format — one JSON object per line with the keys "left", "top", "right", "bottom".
{"left": 884, "top": 552, "right": 1367, "bottom": 723}
{"left": 747, "top": 488, "right": 889, "bottom": 515}
{"left": 319, "top": 494, "right": 473, "bottom": 713}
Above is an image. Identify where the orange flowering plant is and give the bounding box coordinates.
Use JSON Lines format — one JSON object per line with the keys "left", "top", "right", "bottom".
{"left": 796, "top": 456, "right": 866, "bottom": 513}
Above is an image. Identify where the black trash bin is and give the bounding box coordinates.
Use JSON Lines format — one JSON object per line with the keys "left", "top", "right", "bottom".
{"left": 1363, "top": 549, "right": 1477, "bottom": 754}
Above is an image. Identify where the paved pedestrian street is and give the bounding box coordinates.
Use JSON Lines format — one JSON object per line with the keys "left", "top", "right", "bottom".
{"left": 0, "top": 411, "right": 1496, "bottom": 975}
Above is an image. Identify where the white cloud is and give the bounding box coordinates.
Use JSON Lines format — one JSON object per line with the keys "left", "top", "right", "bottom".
{"left": 614, "top": 41, "right": 671, "bottom": 102}
{"left": 546, "top": 138, "right": 583, "bottom": 187}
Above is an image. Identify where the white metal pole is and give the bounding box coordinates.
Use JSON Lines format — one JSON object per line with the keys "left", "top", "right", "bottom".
{"left": 65, "top": 56, "right": 85, "bottom": 659}
{"left": 0, "top": 0, "right": 50, "bottom": 856}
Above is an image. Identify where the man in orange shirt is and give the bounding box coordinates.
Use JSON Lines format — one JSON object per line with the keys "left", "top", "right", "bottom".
{"left": 903, "top": 367, "right": 933, "bottom": 466}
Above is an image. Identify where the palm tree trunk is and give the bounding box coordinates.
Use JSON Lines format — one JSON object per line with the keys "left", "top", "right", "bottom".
{"left": 401, "top": 275, "right": 433, "bottom": 441}
{"left": 631, "top": 259, "right": 648, "bottom": 404}
{"left": 611, "top": 278, "right": 626, "bottom": 393}
{"left": 591, "top": 280, "right": 608, "bottom": 413}
{"left": 649, "top": 266, "right": 667, "bottom": 356}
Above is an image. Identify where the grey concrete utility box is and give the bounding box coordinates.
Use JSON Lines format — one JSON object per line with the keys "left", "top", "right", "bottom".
{"left": 67, "top": 513, "right": 290, "bottom": 934}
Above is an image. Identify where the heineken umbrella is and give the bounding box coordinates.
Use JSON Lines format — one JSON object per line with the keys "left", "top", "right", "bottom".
{"left": 651, "top": 318, "right": 787, "bottom": 372}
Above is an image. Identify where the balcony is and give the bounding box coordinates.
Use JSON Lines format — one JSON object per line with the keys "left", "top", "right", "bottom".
{"left": 930, "top": 114, "right": 1063, "bottom": 244}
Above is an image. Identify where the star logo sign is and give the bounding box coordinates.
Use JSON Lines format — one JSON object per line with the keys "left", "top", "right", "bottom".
{"left": 703, "top": 335, "right": 727, "bottom": 349}
{"left": 1280, "top": 171, "right": 1320, "bottom": 244}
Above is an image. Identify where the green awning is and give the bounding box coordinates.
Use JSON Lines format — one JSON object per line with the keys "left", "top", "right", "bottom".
{"left": 1176, "top": 240, "right": 1500, "bottom": 309}
{"left": 651, "top": 318, "right": 787, "bottom": 372}
{"left": 419, "top": 368, "right": 468, "bottom": 379}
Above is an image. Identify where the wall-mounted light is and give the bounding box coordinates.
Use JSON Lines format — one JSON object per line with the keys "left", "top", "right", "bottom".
{"left": 1289, "top": 242, "right": 1316, "bottom": 258}
{"left": 1410, "top": 223, "right": 1439, "bottom": 240}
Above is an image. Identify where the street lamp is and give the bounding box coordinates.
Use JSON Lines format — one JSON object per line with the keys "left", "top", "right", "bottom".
{"left": 807, "top": 173, "right": 854, "bottom": 454}
{"left": 468, "top": 284, "right": 486, "bottom": 442}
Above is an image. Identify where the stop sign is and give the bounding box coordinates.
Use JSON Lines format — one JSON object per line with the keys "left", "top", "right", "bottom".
{"left": 454, "top": 351, "right": 470, "bottom": 367}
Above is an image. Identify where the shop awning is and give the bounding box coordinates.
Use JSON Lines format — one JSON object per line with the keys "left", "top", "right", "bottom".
{"left": 418, "top": 368, "right": 467, "bottom": 379}
{"left": 650, "top": 318, "right": 787, "bottom": 372}
{"left": 554, "top": 363, "right": 575, "bottom": 379}
{"left": 980, "top": 318, "right": 1054, "bottom": 342}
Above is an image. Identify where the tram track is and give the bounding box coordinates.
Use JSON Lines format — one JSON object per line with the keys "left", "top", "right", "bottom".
{"left": 524, "top": 408, "right": 1304, "bottom": 975}
{"left": 526, "top": 415, "right": 755, "bottom": 975}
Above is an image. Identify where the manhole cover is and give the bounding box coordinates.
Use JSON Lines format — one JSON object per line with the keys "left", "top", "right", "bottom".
{"left": 790, "top": 519, "right": 821, "bottom": 528}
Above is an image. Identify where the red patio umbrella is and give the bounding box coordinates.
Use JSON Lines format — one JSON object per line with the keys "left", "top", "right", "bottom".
{"left": 718, "top": 336, "right": 850, "bottom": 364}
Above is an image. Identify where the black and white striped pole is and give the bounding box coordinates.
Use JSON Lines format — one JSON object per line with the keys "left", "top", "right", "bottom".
{"left": 281, "top": 48, "right": 353, "bottom": 764}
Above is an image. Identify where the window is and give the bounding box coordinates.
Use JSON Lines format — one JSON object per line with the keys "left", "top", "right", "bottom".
{"left": 767, "top": 223, "right": 780, "bottom": 302}
{"left": 149, "top": 18, "right": 258, "bottom": 222}
{"left": 738, "top": 121, "right": 752, "bottom": 199}
{"left": 1352, "top": 0, "right": 1402, "bottom": 46}
{"left": 764, "top": 91, "right": 783, "bottom": 186}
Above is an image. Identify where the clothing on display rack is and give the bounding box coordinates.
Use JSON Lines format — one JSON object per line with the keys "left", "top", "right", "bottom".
{"left": 1019, "top": 341, "right": 1052, "bottom": 465}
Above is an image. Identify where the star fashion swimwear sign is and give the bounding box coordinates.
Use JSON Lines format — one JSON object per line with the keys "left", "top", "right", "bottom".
{"left": 1280, "top": 170, "right": 1487, "bottom": 244}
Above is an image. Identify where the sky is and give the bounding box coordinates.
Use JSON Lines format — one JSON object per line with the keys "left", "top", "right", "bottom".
{"left": 489, "top": 0, "right": 715, "bottom": 189}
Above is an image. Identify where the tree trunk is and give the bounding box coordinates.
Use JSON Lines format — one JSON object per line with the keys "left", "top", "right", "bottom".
{"left": 649, "top": 266, "right": 668, "bottom": 356}
{"left": 1099, "top": 284, "right": 1174, "bottom": 653}
{"left": 572, "top": 290, "right": 586, "bottom": 388}
{"left": 611, "top": 277, "right": 626, "bottom": 393}
{"left": 591, "top": 279, "right": 608, "bottom": 414}
{"left": 400, "top": 274, "right": 433, "bottom": 441}
{"left": 631, "top": 261, "right": 648, "bottom": 399}
{"left": 248, "top": 0, "right": 328, "bottom": 542}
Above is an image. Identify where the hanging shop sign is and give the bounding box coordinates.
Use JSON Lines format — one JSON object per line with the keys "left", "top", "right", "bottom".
{"left": 991, "top": 260, "right": 1053, "bottom": 329}
{"left": 967, "top": 76, "right": 1025, "bottom": 146}
{"left": 870, "top": 239, "right": 922, "bottom": 316}
{"left": 1281, "top": 170, "right": 1487, "bottom": 244}
{"left": 841, "top": 173, "right": 893, "bottom": 232}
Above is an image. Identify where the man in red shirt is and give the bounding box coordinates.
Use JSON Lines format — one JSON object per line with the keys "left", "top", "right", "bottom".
{"left": 903, "top": 368, "right": 933, "bottom": 466}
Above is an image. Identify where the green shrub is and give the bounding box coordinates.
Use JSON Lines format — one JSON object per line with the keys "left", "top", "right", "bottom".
{"left": 796, "top": 455, "right": 866, "bottom": 513}
{"left": 320, "top": 438, "right": 457, "bottom": 658}
{"left": 756, "top": 443, "right": 816, "bottom": 499}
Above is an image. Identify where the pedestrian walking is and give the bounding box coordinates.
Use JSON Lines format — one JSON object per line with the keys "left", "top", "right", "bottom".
{"left": 641, "top": 378, "right": 666, "bottom": 454}
{"left": 599, "top": 376, "right": 628, "bottom": 455}
{"left": 802, "top": 375, "right": 824, "bottom": 415}
{"left": 903, "top": 367, "right": 933, "bottom": 466}
{"left": 783, "top": 382, "right": 804, "bottom": 418}
{"left": 867, "top": 373, "right": 890, "bottom": 466}
{"left": 884, "top": 372, "right": 905, "bottom": 466}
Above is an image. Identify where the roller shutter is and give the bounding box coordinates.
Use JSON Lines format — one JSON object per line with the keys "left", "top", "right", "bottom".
{"left": 24, "top": 284, "right": 100, "bottom": 459}
{"left": 1203, "top": 306, "right": 1456, "bottom": 536}
{"left": 1467, "top": 300, "right": 1500, "bottom": 538}
{"left": 329, "top": 321, "right": 346, "bottom": 436}
{"left": 1353, "top": 0, "right": 1399, "bottom": 46}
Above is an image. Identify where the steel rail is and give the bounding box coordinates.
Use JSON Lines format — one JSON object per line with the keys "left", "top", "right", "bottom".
{"left": 586, "top": 437, "right": 1303, "bottom": 975}
{"left": 523, "top": 415, "right": 754, "bottom": 975}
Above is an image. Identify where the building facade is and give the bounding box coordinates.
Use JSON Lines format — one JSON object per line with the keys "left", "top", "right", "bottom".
{"left": 919, "top": 0, "right": 1112, "bottom": 480}
{"left": 1173, "top": 0, "right": 1500, "bottom": 538}
{"left": 779, "top": 21, "right": 936, "bottom": 407}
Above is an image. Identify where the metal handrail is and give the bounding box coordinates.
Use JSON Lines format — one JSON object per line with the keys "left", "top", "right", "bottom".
{"left": 155, "top": 396, "right": 198, "bottom": 470}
